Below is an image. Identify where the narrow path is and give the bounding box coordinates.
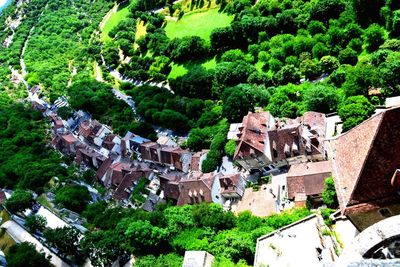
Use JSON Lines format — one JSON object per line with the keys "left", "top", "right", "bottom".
{"left": 20, "top": 26, "right": 35, "bottom": 77}
{"left": 99, "top": 2, "right": 118, "bottom": 31}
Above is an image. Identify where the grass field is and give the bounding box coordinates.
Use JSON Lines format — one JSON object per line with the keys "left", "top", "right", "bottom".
{"left": 168, "top": 57, "right": 217, "bottom": 79}
{"left": 134, "top": 20, "right": 147, "bottom": 50}
{"left": 165, "top": 8, "right": 233, "bottom": 41}
{"left": 101, "top": 1, "right": 134, "bottom": 42}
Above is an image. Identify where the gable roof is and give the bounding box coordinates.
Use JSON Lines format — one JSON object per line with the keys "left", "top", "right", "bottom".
{"left": 287, "top": 161, "right": 332, "bottom": 199}
{"left": 327, "top": 108, "right": 400, "bottom": 215}
{"left": 234, "top": 112, "right": 272, "bottom": 160}
{"left": 177, "top": 172, "right": 216, "bottom": 206}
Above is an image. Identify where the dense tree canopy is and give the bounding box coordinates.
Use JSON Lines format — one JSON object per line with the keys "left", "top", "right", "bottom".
{"left": 55, "top": 184, "right": 91, "bottom": 213}
{"left": 6, "top": 242, "right": 52, "bottom": 267}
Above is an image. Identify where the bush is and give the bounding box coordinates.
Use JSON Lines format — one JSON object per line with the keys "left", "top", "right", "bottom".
{"left": 224, "top": 140, "right": 237, "bottom": 158}
{"left": 322, "top": 177, "right": 338, "bottom": 208}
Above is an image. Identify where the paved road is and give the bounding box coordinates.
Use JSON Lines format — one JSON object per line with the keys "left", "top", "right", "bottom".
{"left": 2, "top": 220, "right": 70, "bottom": 267}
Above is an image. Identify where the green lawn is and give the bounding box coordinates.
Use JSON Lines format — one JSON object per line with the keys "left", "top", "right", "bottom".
{"left": 101, "top": 1, "right": 135, "bottom": 42}
{"left": 168, "top": 57, "right": 217, "bottom": 79}
{"left": 165, "top": 8, "right": 233, "bottom": 41}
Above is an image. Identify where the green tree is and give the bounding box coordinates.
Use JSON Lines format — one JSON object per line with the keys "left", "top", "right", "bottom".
{"left": 338, "top": 48, "right": 358, "bottom": 65}
{"left": 80, "top": 229, "right": 121, "bottom": 267}
{"left": 225, "top": 140, "right": 237, "bottom": 158}
{"left": 57, "top": 106, "right": 74, "bottom": 120}
{"left": 25, "top": 215, "right": 47, "bottom": 233}
{"left": 134, "top": 253, "right": 183, "bottom": 267}
{"left": 169, "top": 66, "right": 213, "bottom": 99}
{"left": 338, "top": 95, "right": 375, "bottom": 131}
{"left": 364, "top": 24, "right": 386, "bottom": 53}
{"left": 319, "top": 56, "right": 340, "bottom": 74}
{"left": 300, "top": 59, "right": 320, "bottom": 80}
{"left": 44, "top": 226, "right": 80, "bottom": 258}
{"left": 210, "top": 27, "right": 235, "bottom": 52}
{"left": 5, "top": 190, "right": 34, "bottom": 214}
{"left": 304, "top": 85, "right": 341, "bottom": 113}
{"left": 342, "top": 65, "right": 381, "bottom": 96}
{"left": 352, "top": 0, "right": 385, "bottom": 27}
{"left": 6, "top": 242, "right": 52, "bottom": 267}
{"left": 309, "top": 0, "right": 345, "bottom": 22}
{"left": 273, "top": 65, "right": 301, "bottom": 85}
{"left": 192, "top": 203, "right": 236, "bottom": 231}
{"left": 55, "top": 184, "right": 91, "bottom": 213}
{"left": 222, "top": 87, "right": 254, "bottom": 122}
{"left": 322, "top": 176, "right": 338, "bottom": 208}
{"left": 124, "top": 220, "right": 168, "bottom": 253}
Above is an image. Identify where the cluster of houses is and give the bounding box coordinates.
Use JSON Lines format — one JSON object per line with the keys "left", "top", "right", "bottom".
{"left": 230, "top": 110, "right": 331, "bottom": 207}
{"left": 251, "top": 107, "right": 400, "bottom": 266}
{"left": 232, "top": 107, "right": 400, "bottom": 233}
{"left": 34, "top": 86, "right": 400, "bottom": 235}
{"left": 32, "top": 90, "right": 247, "bottom": 208}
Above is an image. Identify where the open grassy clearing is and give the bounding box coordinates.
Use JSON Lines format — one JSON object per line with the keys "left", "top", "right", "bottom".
{"left": 0, "top": 231, "right": 15, "bottom": 255}
{"left": 134, "top": 20, "right": 147, "bottom": 50}
{"left": 165, "top": 8, "right": 233, "bottom": 41}
{"left": 100, "top": 1, "right": 134, "bottom": 42}
{"left": 168, "top": 57, "right": 217, "bottom": 79}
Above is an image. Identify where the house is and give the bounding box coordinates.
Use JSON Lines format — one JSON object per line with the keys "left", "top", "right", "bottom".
{"left": 159, "top": 172, "right": 184, "bottom": 201}
{"left": 77, "top": 120, "right": 102, "bottom": 141}
{"left": 219, "top": 173, "right": 246, "bottom": 200}
{"left": 52, "top": 133, "right": 79, "bottom": 155}
{"left": 140, "top": 142, "right": 160, "bottom": 162}
{"left": 0, "top": 190, "right": 11, "bottom": 204}
{"left": 49, "top": 114, "right": 65, "bottom": 134}
{"left": 157, "top": 135, "right": 177, "bottom": 147}
{"left": 191, "top": 150, "right": 208, "bottom": 172}
{"left": 182, "top": 251, "right": 214, "bottom": 267}
{"left": 121, "top": 131, "right": 150, "bottom": 156}
{"left": 177, "top": 172, "right": 217, "bottom": 206}
{"left": 139, "top": 142, "right": 192, "bottom": 172}
{"left": 93, "top": 124, "right": 112, "bottom": 147}
{"left": 142, "top": 193, "right": 164, "bottom": 212}
{"left": 75, "top": 144, "right": 107, "bottom": 169}
{"left": 97, "top": 159, "right": 153, "bottom": 201}
{"left": 286, "top": 161, "right": 332, "bottom": 207}
{"left": 326, "top": 107, "right": 400, "bottom": 231}
{"left": 233, "top": 111, "right": 326, "bottom": 172}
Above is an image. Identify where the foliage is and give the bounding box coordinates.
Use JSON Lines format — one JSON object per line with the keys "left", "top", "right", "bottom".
{"left": 134, "top": 253, "right": 183, "bottom": 267}
{"left": 304, "top": 85, "right": 341, "bottom": 113}
{"left": 364, "top": 24, "right": 386, "bottom": 53}
{"left": 5, "top": 190, "right": 34, "bottom": 214}
{"left": 225, "top": 140, "right": 237, "bottom": 158}
{"left": 44, "top": 226, "right": 81, "bottom": 258}
{"left": 25, "top": 215, "right": 47, "bottom": 233}
{"left": 0, "top": 100, "right": 64, "bottom": 193}
{"left": 130, "top": 177, "right": 150, "bottom": 205}
{"left": 322, "top": 177, "right": 338, "bottom": 208}
{"left": 6, "top": 242, "right": 52, "bottom": 267}
{"left": 55, "top": 184, "right": 91, "bottom": 213}
{"left": 338, "top": 95, "right": 375, "bottom": 132}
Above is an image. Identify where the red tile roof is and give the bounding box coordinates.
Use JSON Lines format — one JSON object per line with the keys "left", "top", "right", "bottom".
{"left": 177, "top": 172, "right": 215, "bottom": 206}
{"left": 287, "top": 161, "right": 332, "bottom": 199}
{"left": 61, "top": 133, "right": 78, "bottom": 144}
{"left": 234, "top": 112, "right": 272, "bottom": 160}
{"left": 327, "top": 107, "right": 400, "bottom": 215}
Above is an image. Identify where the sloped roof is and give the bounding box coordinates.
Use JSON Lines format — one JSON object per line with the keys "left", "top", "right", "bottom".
{"left": 327, "top": 107, "right": 400, "bottom": 215}
{"left": 177, "top": 172, "right": 216, "bottom": 206}
{"left": 288, "top": 161, "right": 331, "bottom": 177}
{"left": 234, "top": 111, "right": 272, "bottom": 160}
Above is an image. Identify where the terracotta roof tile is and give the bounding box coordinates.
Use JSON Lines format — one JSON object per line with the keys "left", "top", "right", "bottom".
{"left": 327, "top": 108, "right": 400, "bottom": 215}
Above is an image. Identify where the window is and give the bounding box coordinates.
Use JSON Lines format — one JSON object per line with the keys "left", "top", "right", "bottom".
{"left": 379, "top": 208, "right": 392, "bottom": 218}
